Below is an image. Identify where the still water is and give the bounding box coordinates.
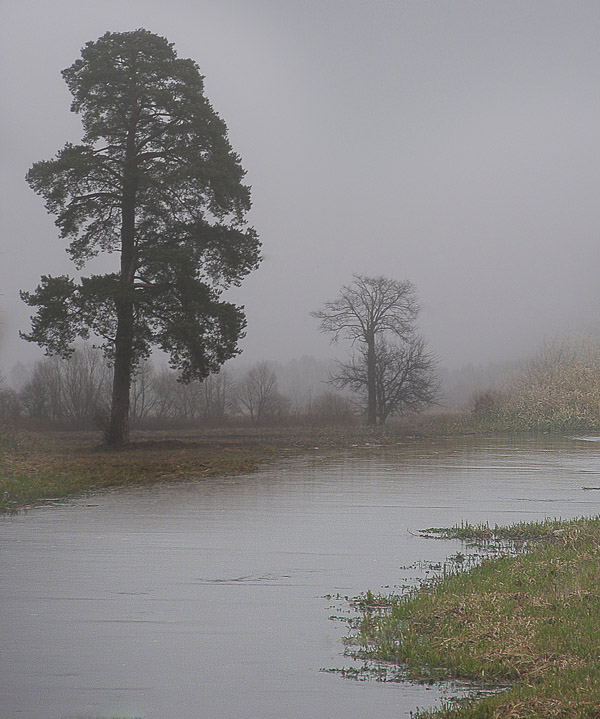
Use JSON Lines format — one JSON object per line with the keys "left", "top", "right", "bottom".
{"left": 2, "top": 435, "right": 600, "bottom": 719}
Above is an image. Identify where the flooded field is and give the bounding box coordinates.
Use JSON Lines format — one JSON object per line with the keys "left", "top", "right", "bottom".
{"left": 1, "top": 435, "right": 599, "bottom": 718}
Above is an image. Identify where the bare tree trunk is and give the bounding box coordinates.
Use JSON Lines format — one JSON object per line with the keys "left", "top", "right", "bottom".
{"left": 366, "top": 332, "right": 377, "bottom": 426}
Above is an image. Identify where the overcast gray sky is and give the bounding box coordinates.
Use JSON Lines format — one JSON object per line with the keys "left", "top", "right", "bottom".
{"left": 2, "top": 0, "right": 600, "bottom": 375}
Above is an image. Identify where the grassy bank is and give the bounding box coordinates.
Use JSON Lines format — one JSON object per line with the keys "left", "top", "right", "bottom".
{"left": 347, "top": 517, "right": 600, "bottom": 718}
{"left": 0, "top": 421, "right": 441, "bottom": 513}
{"left": 0, "top": 424, "right": 296, "bottom": 513}
{"left": 1, "top": 414, "right": 595, "bottom": 513}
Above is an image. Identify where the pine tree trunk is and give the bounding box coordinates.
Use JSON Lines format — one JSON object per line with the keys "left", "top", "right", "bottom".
{"left": 106, "top": 299, "right": 134, "bottom": 445}
{"left": 106, "top": 111, "right": 138, "bottom": 446}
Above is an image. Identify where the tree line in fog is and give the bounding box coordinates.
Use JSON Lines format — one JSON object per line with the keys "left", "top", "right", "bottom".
{"left": 3, "top": 275, "right": 443, "bottom": 431}
{"left": 4, "top": 335, "right": 600, "bottom": 432}
{"left": 0, "top": 345, "right": 356, "bottom": 429}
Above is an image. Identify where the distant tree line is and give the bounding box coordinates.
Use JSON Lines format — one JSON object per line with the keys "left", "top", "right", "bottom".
{"left": 6, "top": 272, "right": 443, "bottom": 432}
{"left": 0, "top": 345, "right": 357, "bottom": 430}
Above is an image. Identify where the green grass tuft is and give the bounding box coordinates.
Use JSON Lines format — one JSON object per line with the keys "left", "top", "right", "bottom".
{"left": 347, "top": 516, "right": 600, "bottom": 718}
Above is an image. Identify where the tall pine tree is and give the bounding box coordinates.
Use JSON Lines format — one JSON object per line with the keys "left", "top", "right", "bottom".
{"left": 22, "top": 29, "right": 261, "bottom": 445}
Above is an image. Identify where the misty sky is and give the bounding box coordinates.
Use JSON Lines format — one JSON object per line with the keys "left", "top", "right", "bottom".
{"left": 2, "top": 0, "right": 600, "bottom": 375}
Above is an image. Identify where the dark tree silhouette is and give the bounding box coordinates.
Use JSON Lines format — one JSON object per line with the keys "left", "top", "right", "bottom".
{"left": 312, "top": 274, "right": 419, "bottom": 425}
{"left": 22, "top": 29, "right": 260, "bottom": 445}
{"left": 332, "top": 336, "right": 439, "bottom": 424}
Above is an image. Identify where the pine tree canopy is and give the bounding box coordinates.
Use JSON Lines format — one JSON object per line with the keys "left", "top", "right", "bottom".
{"left": 23, "top": 29, "right": 261, "bottom": 384}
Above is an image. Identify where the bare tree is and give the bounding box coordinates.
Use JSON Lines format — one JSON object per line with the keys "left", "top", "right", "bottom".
{"left": 148, "top": 366, "right": 205, "bottom": 424}
{"left": 312, "top": 275, "right": 418, "bottom": 425}
{"left": 129, "top": 360, "right": 158, "bottom": 425}
{"left": 200, "top": 371, "right": 234, "bottom": 424}
{"left": 20, "top": 345, "right": 111, "bottom": 425}
{"left": 60, "top": 345, "right": 112, "bottom": 423}
{"left": 234, "top": 362, "right": 287, "bottom": 425}
{"left": 20, "top": 359, "right": 62, "bottom": 421}
{"left": 332, "top": 336, "right": 438, "bottom": 424}
{"left": 151, "top": 367, "right": 179, "bottom": 423}
{"left": 0, "top": 372, "right": 21, "bottom": 422}
{"left": 147, "top": 366, "right": 235, "bottom": 426}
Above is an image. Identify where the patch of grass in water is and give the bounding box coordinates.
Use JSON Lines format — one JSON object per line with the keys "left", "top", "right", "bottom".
{"left": 420, "top": 517, "right": 579, "bottom": 544}
{"left": 344, "top": 516, "right": 600, "bottom": 718}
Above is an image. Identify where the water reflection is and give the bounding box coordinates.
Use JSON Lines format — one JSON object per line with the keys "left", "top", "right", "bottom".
{"left": 1, "top": 436, "right": 598, "bottom": 718}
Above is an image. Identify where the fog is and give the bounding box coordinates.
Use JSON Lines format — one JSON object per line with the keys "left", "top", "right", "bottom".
{"left": 2, "top": 0, "right": 600, "bottom": 377}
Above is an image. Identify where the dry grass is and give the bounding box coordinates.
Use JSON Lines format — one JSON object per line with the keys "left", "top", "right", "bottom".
{"left": 472, "top": 339, "right": 600, "bottom": 432}
{"left": 0, "top": 422, "right": 433, "bottom": 512}
{"left": 0, "top": 425, "right": 291, "bottom": 512}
